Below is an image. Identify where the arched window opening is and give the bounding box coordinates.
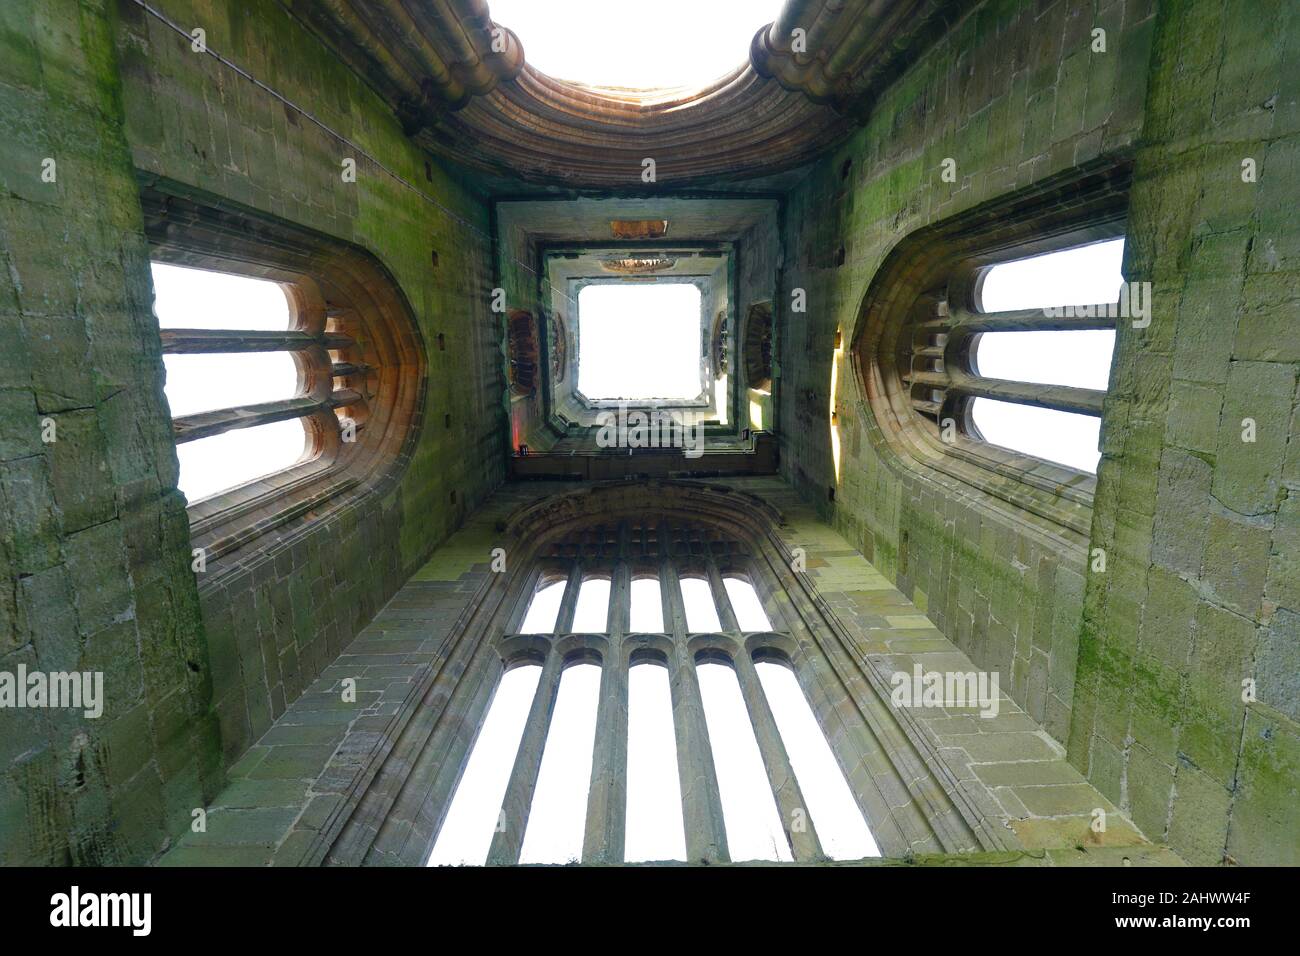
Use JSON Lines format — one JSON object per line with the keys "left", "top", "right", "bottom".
{"left": 174, "top": 420, "right": 308, "bottom": 505}
{"left": 964, "top": 237, "right": 1123, "bottom": 473}
{"left": 723, "top": 575, "right": 772, "bottom": 631}
{"left": 696, "top": 659, "right": 793, "bottom": 862}
{"left": 570, "top": 577, "right": 611, "bottom": 632}
{"left": 629, "top": 577, "right": 665, "bottom": 632}
{"left": 519, "top": 579, "right": 567, "bottom": 634}
{"left": 755, "top": 657, "right": 880, "bottom": 860}
{"left": 679, "top": 577, "right": 721, "bottom": 632}
{"left": 427, "top": 662, "right": 543, "bottom": 866}
{"left": 972, "top": 330, "right": 1115, "bottom": 391}
{"left": 143, "top": 185, "right": 426, "bottom": 567}
{"left": 518, "top": 661, "right": 603, "bottom": 864}
{"left": 417, "top": 511, "right": 913, "bottom": 866}
{"left": 624, "top": 660, "right": 687, "bottom": 862}
{"left": 162, "top": 351, "right": 301, "bottom": 417}
{"left": 854, "top": 165, "right": 1131, "bottom": 530}
{"left": 506, "top": 309, "right": 540, "bottom": 397}
{"left": 152, "top": 261, "right": 292, "bottom": 330}
{"left": 742, "top": 301, "right": 774, "bottom": 392}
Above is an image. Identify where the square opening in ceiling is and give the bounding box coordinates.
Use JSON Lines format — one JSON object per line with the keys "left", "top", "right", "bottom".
{"left": 577, "top": 283, "right": 702, "bottom": 402}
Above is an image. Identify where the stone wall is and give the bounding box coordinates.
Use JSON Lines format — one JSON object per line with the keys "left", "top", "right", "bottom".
{"left": 779, "top": 0, "right": 1157, "bottom": 743}
{"left": 113, "top": 0, "right": 504, "bottom": 769}
{"left": 0, "top": 0, "right": 219, "bottom": 865}
{"left": 1067, "top": 0, "right": 1300, "bottom": 866}
{"left": 161, "top": 475, "right": 1157, "bottom": 866}
{"left": 1, "top": 0, "right": 503, "bottom": 863}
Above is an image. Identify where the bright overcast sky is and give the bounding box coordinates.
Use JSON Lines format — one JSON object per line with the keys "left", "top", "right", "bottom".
{"left": 488, "top": 0, "right": 787, "bottom": 90}
{"left": 970, "top": 238, "right": 1124, "bottom": 473}
{"left": 578, "top": 284, "right": 703, "bottom": 400}
{"left": 151, "top": 263, "right": 307, "bottom": 503}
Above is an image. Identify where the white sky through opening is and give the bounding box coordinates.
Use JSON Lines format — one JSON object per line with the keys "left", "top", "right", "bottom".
{"left": 151, "top": 262, "right": 307, "bottom": 503}
{"left": 518, "top": 662, "right": 602, "bottom": 864}
{"left": 578, "top": 284, "right": 702, "bottom": 401}
{"left": 975, "top": 330, "right": 1115, "bottom": 391}
{"left": 629, "top": 578, "right": 665, "bottom": 632}
{"left": 175, "top": 421, "right": 306, "bottom": 504}
{"left": 968, "top": 238, "right": 1123, "bottom": 474}
{"left": 977, "top": 238, "right": 1125, "bottom": 313}
{"left": 520, "top": 580, "right": 566, "bottom": 634}
{"left": 571, "top": 578, "right": 611, "bottom": 632}
{"left": 723, "top": 577, "right": 772, "bottom": 631}
{"left": 971, "top": 400, "right": 1103, "bottom": 473}
{"left": 755, "top": 660, "right": 880, "bottom": 860}
{"left": 624, "top": 663, "right": 688, "bottom": 862}
{"left": 151, "top": 262, "right": 291, "bottom": 331}
{"left": 679, "top": 577, "right": 722, "bottom": 632}
{"left": 696, "top": 661, "right": 793, "bottom": 861}
{"left": 427, "top": 663, "right": 542, "bottom": 866}
{"left": 488, "top": 0, "right": 787, "bottom": 90}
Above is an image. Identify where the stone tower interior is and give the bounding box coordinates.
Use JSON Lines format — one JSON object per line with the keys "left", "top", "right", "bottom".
{"left": 1, "top": 0, "right": 1297, "bottom": 875}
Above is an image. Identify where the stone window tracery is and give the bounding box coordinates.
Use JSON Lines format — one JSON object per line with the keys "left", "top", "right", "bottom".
{"left": 332, "top": 482, "right": 1005, "bottom": 866}
{"left": 854, "top": 162, "right": 1131, "bottom": 535}
{"left": 426, "top": 516, "right": 884, "bottom": 865}
{"left": 142, "top": 183, "right": 426, "bottom": 566}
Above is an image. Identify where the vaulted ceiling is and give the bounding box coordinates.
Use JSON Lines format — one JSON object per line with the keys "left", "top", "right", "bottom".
{"left": 283, "top": 0, "right": 976, "bottom": 191}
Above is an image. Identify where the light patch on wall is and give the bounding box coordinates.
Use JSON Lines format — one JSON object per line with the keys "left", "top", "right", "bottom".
{"left": 489, "top": 0, "right": 785, "bottom": 91}
{"left": 829, "top": 326, "right": 843, "bottom": 482}
{"left": 578, "top": 284, "right": 702, "bottom": 401}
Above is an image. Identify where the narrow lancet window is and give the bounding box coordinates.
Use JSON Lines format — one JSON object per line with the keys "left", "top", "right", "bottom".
{"left": 520, "top": 579, "right": 567, "bottom": 634}
{"left": 570, "top": 578, "right": 611, "bottom": 632}
{"left": 723, "top": 576, "right": 772, "bottom": 631}
{"left": 679, "top": 577, "right": 721, "bottom": 632}
{"left": 696, "top": 660, "right": 792, "bottom": 861}
{"left": 629, "top": 577, "right": 665, "bottom": 632}
{"left": 624, "top": 661, "right": 687, "bottom": 862}
{"left": 755, "top": 658, "right": 879, "bottom": 860}
{"left": 427, "top": 663, "right": 543, "bottom": 866}
{"left": 519, "top": 661, "right": 603, "bottom": 864}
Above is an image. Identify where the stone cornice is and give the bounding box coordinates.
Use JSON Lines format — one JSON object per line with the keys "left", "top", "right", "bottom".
{"left": 283, "top": 0, "right": 976, "bottom": 189}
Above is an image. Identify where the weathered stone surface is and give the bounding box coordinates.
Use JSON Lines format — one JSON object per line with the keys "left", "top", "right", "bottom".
{"left": 2, "top": 0, "right": 1295, "bottom": 870}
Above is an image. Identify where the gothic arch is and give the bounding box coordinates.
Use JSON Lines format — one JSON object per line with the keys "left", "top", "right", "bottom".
{"left": 313, "top": 480, "right": 1011, "bottom": 865}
